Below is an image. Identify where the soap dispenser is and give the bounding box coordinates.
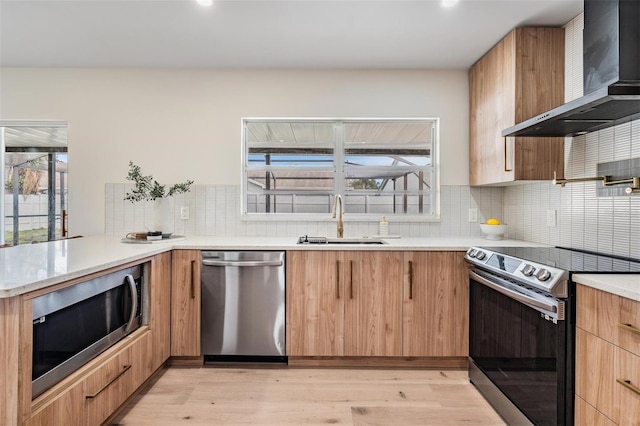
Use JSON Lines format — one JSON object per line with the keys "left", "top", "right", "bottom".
{"left": 378, "top": 216, "right": 389, "bottom": 236}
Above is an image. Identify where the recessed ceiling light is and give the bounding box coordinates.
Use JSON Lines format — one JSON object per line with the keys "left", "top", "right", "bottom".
{"left": 441, "top": 0, "right": 459, "bottom": 7}
{"left": 197, "top": 0, "right": 213, "bottom": 6}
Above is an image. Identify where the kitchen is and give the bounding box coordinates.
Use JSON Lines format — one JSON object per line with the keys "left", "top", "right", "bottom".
{"left": 1, "top": 0, "right": 639, "bottom": 425}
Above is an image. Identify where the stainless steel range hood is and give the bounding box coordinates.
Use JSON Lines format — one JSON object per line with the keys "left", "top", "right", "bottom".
{"left": 503, "top": 0, "right": 640, "bottom": 138}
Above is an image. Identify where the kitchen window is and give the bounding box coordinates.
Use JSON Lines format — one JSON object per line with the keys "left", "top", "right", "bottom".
{"left": 0, "top": 121, "right": 69, "bottom": 246}
{"left": 242, "top": 118, "right": 438, "bottom": 219}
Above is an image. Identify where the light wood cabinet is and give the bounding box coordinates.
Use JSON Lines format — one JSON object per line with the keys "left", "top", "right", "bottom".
{"left": 575, "top": 327, "right": 615, "bottom": 420}
{"left": 0, "top": 297, "right": 22, "bottom": 426}
{"left": 402, "top": 251, "right": 468, "bottom": 357}
{"left": 344, "top": 251, "right": 403, "bottom": 357}
{"left": 26, "top": 331, "right": 153, "bottom": 426}
{"left": 149, "top": 251, "right": 172, "bottom": 369}
{"left": 170, "top": 250, "right": 201, "bottom": 357}
{"left": 469, "top": 27, "right": 565, "bottom": 185}
{"left": 287, "top": 250, "right": 466, "bottom": 361}
{"left": 286, "top": 251, "right": 344, "bottom": 356}
{"left": 575, "top": 395, "right": 617, "bottom": 426}
{"left": 287, "top": 251, "right": 403, "bottom": 357}
{"left": 23, "top": 253, "right": 171, "bottom": 426}
{"left": 576, "top": 284, "right": 640, "bottom": 424}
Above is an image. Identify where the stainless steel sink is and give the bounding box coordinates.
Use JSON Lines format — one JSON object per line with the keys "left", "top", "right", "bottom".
{"left": 297, "top": 236, "right": 386, "bottom": 245}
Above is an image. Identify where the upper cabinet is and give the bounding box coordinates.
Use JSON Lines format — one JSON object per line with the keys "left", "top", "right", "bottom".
{"left": 469, "top": 27, "right": 566, "bottom": 186}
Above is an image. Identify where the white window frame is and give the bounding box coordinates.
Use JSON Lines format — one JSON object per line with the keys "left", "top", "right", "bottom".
{"left": 241, "top": 117, "right": 440, "bottom": 222}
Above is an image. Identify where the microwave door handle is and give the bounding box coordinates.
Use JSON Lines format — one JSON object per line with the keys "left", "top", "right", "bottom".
{"left": 123, "top": 274, "right": 138, "bottom": 333}
{"left": 469, "top": 270, "right": 558, "bottom": 314}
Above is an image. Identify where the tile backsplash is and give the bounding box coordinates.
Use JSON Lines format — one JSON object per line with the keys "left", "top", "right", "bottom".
{"left": 502, "top": 13, "right": 640, "bottom": 259}
{"left": 503, "top": 121, "right": 640, "bottom": 259}
{"left": 105, "top": 184, "right": 503, "bottom": 239}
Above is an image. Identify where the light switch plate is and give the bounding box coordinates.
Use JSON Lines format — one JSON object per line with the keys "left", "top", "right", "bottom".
{"left": 546, "top": 209, "right": 557, "bottom": 227}
{"left": 468, "top": 208, "right": 478, "bottom": 223}
{"left": 180, "top": 206, "right": 190, "bottom": 220}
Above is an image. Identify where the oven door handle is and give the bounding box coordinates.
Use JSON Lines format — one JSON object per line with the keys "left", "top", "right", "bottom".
{"left": 469, "top": 270, "right": 558, "bottom": 314}
{"left": 124, "top": 274, "right": 138, "bottom": 333}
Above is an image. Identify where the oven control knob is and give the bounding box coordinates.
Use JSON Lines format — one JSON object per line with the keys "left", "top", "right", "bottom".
{"left": 475, "top": 251, "right": 486, "bottom": 260}
{"left": 467, "top": 249, "right": 477, "bottom": 258}
{"left": 521, "top": 264, "right": 536, "bottom": 276}
{"left": 536, "top": 268, "right": 552, "bottom": 281}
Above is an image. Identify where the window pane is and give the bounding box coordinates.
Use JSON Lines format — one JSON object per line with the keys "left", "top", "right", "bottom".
{"left": 246, "top": 122, "right": 334, "bottom": 144}
{"left": 246, "top": 193, "right": 334, "bottom": 214}
{"left": 4, "top": 152, "right": 68, "bottom": 245}
{"left": 247, "top": 170, "right": 335, "bottom": 192}
{"left": 343, "top": 121, "right": 433, "bottom": 215}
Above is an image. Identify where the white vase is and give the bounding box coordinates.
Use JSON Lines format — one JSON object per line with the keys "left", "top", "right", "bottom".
{"left": 152, "top": 197, "right": 174, "bottom": 234}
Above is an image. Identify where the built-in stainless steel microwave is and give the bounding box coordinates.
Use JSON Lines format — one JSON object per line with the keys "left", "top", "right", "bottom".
{"left": 31, "top": 263, "right": 148, "bottom": 398}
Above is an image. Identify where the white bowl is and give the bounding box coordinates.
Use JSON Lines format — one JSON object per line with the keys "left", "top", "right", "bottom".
{"left": 479, "top": 224, "right": 507, "bottom": 240}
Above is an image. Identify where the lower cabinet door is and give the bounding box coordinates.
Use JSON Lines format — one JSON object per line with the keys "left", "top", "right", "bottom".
{"left": 286, "top": 251, "right": 345, "bottom": 356}
{"left": 171, "top": 250, "right": 201, "bottom": 356}
{"left": 344, "top": 251, "right": 403, "bottom": 357}
{"left": 402, "top": 251, "right": 468, "bottom": 357}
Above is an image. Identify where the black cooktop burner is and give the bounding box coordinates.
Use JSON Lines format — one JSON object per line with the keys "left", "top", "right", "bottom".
{"left": 483, "top": 246, "right": 640, "bottom": 274}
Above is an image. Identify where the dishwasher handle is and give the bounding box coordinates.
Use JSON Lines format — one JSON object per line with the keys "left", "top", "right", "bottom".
{"left": 202, "top": 259, "right": 284, "bottom": 267}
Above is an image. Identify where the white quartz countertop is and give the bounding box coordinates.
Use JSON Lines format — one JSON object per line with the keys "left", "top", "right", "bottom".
{"left": 0, "top": 234, "right": 547, "bottom": 298}
{"left": 573, "top": 274, "right": 640, "bottom": 302}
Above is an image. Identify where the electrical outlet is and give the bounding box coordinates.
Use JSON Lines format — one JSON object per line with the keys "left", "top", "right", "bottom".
{"left": 180, "top": 206, "right": 190, "bottom": 220}
{"left": 468, "top": 208, "right": 478, "bottom": 223}
{"left": 547, "top": 209, "right": 557, "bottom": 227}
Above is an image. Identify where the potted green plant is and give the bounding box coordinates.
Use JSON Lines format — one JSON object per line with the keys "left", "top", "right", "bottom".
{"left": 124, "top": 161, "right": 193, "bottom": 233}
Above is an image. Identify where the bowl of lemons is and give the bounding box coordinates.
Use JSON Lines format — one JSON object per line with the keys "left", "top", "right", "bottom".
{"left": 479, "top": 218, "right": 507, "bottom": 240}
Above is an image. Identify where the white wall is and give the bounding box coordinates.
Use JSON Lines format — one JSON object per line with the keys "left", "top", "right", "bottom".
{"left": 1, "top": 68, "right": 469, "bottom": 235}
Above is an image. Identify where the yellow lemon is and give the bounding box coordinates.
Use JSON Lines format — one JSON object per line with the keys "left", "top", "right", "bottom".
{"left": 486, "top": 218, "right": 501, "bottom": 225}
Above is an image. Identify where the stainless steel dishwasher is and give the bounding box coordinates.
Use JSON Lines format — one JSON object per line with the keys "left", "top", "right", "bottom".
{"left": 201, "top": 251, "right": 286, "bottom": 360}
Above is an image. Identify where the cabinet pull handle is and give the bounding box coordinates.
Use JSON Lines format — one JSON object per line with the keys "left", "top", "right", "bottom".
{"left": 62, "top": 209, "right": 67, "bottom": 237}
{"left": 350, "top": 260, "right": 354, "bottom": 299}
{"left": 503, "top": 137, "right": 512, "bottom": 172}
{"left": 618, "top": 322, "right": 640, "bottom": 336}
{"left": 336, "top": 261, "right": 340, "bottom": 299}
{"left": 85, "top": 365, "right": 131, "bottom": 399}
{"left": 617, "top": 379, "right": 640, "bottom": 396}
{"left": 408, "top": 260, "right": 413, "bottom": 300}
{"left": 190, "top": 259, "right": 196, "bottom": 299}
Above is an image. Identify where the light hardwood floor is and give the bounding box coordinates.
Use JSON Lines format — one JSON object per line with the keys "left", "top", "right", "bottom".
{"left": 111, "top": 366, "right": 506, "bottom": 425}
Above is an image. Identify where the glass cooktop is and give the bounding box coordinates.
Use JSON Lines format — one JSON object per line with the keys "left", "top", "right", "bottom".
{"left": 482, "top": 246, "right": 640, "bottom": 274}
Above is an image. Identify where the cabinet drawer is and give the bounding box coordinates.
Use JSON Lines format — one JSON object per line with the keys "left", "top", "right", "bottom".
{"left": 575, "top": 395, "right": 616, "bottom": 426}
{"left": 577, "top": 285, "right": 640, "bottom": 357}
{"left": 575, "top": 328, "right": 615, "bottom": 420}
{"left": 83, "top": 345, "right": 135, "bottom": 425}
{"left": 25, "top": 331, "right": 152, "bottom": 426}
{"left": 613, "top": 346, "right": 640, "bottom": 425}
{"left": 24, "top": 385, "right": 84, "bottom": 426}
{"left": 618, "top": 296, "right": 640, "bottom": 357}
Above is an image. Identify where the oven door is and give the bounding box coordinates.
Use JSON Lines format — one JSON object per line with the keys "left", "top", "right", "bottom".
{"left": 469, "top": 268, "right": 572, "bottom": 426}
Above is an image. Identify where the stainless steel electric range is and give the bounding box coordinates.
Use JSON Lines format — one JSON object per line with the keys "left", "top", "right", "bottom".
{"left": 465, "top": 246, "right": 640, "bottom": 426}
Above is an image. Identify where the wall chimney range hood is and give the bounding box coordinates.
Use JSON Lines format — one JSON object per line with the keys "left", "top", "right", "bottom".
{"left": 503, "top": 0, "right": 640, "bottom": 138}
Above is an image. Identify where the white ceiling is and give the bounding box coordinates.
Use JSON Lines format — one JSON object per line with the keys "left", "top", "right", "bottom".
{"left": 0, "top": 0, "right": 583, "bottom": 69}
